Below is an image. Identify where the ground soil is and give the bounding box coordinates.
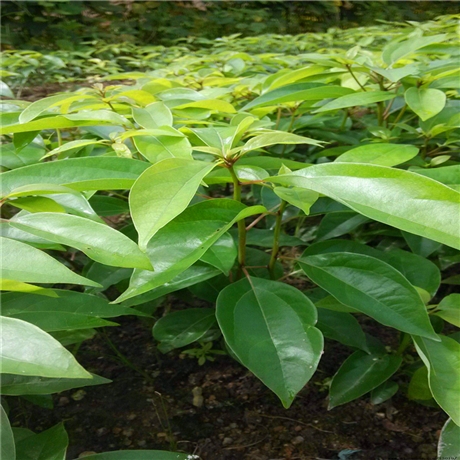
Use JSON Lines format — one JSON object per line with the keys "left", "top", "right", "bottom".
{"left": 9, "top": 313, "right": 446, "bottom": 460}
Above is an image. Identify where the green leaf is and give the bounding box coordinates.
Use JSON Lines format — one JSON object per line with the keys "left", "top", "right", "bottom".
{"left": 412, "top": 165, "right": 460, "bottom": 189}
{"left": 402, "top": 231, "right": 442, "bottom": 258}
{"left": 41, "top": 139, "right": 105, "bottom": 159}
{"left": 116, "top": 200, "right": 265, "bottom": 303}
{"left": 405, "top": 87, "right": 446, "bottom": 121}
{"left": 152, "top": 308, "right": 217, "bottom": 352}
{"left": 241, "top": 228, "right": 306, "bottom": 248}
{"left": 119, "top": 263, "right": 220, "bottom": 308}
{"left": 129, "top": 158, "right": 216, "bottom": 249}
{"left": 336, "top": 144, "right": 419, "bottom": 167}
{"left": 408, "top": 366, "right": 432, "bottom": 401}
{"left": 273, "top": 163, "right": 460, "bottom": 250}
{"left": 273, "top": 187, "right": 319, "bottom": 215}
{"left": 1, "top": 237, "right": 100, "bottom": 287}
{"left": 316, "top": 308, "right": 369, "bottom": 352}
{"left": 315, "top": 211, "right": 370, "bottom": 241}
{"left": 134, "top": 135, "right": 192, "bottom": 163}
{"left": 329, "top": 351, "right": 402, "bottom": 409}
{"left": 382, "top": 34, "right": 447, "bottom": 65}
{"left": 303, "top": 240, "right": 441, "bottom": 297}
{"left": 2, "top": 290, "right": 147, "bottom": 331}
{"left": 241, "top": 131, "right": 323, "bottom": 153}
{"left": 434, "top": 294, "right": 460, "bottom": 327}
{"left": 71, "top": 451, "right": 192, "bottom": 460}
{"left": 173, "top": 99, "right": 236, "bottom": 113}
{"left": 0, "top": 373, "right": 111, "bottom": 395}
{"left": 132, "top": 102, "right": 173, "bottom": 129}
{"left": 1, "top": 405, "right": 15, "bottom": 460}
{"left": 0, "top": 316, "right": 91, "bottom": 378}
{"left": 438, "top": 418, "right": 460, "bottom": 458}
{"left": 216, "top": 277, "right": 323, "bottom": 408}
{"left": 200, "top": 232, "right": 237, "bottom": 275}
{"left": 413, "top": 335, "right": 460, "bottom": 425}
{"left": 1, "top": 157, "right": 148, "bottom": 197}
{"left": 370, "top": 380, "right": 399, "bottom": 405}
{"left": 236, "top": 156, "right": 309, "bottom": 171}
{"left": 242, "top": 83, "right": 354, "bottom": 110}
{"left": 298, "top": 252, "right": 437, "bottom": 339}
{"left": 10, "top": 213, "right": 152, "bottom": 270}
{"left": 15, "top": 423, "right": 68, "bottom": 460}
{"left": 0, "top": 279, "right": 59, "bottom": 296}
{"left": 313, "top": 91, "right": 396, "bottom": 113}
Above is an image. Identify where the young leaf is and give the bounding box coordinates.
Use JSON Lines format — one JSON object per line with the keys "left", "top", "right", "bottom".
{"left": 1, "top": 157, "right": 148, "bottom": 197}
{"left": 413, "top": 335, "right": 460, "bottom": 425}
{"left": 329, "top": 351, "right": 402, "bottom": 409}
{"left": 405, "top": 87, "right": 446, "bottom": 121}
{"left": 132, "top": 102, "right": 173, "bottom": 129}
{"left": 10, "top": 213, "right": 153, "bottom": 270}
{"left": 216, "top": 277, "right": 323, "bottom": 408}
{"left": 129, "top": 158, "right": 216, "bottom": 249}
{"left": 273, "top": 163, "right": 460, "bottom": 250}
{"left": 298, "top": 252, "right": 437, "bottom": 339}
{"left": 1, "top": 237, "right": 100, "bottom": 287}
{"left": 0, "top": 316, "right": 91, "bottom": 378}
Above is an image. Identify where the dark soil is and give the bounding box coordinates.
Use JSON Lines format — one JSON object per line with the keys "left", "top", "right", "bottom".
{"left": 9, "top": 315, "right": 446, "bottom": 460}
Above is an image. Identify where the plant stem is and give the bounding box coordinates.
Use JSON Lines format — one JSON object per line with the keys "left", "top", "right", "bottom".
{"left": 229, "top": 166, "right": 246, "bottom": 278}
{"left": 345, "top": 64, "right": 367, "bottom": 92}
{"left": 280, "top": 107, "right": 298, "bottom": 157}
{"left": 391, "top": 103, "right": 407, "bottom": 125}
{"left": 275, "top": 107, "right": 282, "bottom": 130}
{"left": 268, "top": 200, "right": 287, "bottom": 279}
{"left": 340, "top": 110, "right": 348, "bottom": 131}
{"left": 56, "top": 128, "right": 62, "bottom": 147}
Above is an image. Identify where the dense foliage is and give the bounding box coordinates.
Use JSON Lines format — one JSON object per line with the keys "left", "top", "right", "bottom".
{"left": 1, "top": 14, "right": 460, "bottom": 459}
{"left": 2, "top": 0, "right": 458, "bottom": 50}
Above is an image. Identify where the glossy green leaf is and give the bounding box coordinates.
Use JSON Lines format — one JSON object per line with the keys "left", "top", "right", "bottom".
{"left": 72, "top": 451, "right": 192, "bottom": 460}
{"left": 129, "top": 158, "right": 216, "bottom": 249}
{"left": 402, "top": 231, "right": 442, "bottom": 258}
{"left": 41, "top": 139, "right": 105, "bottom": 159}
{"left": 413, "top": 335, "right": 460, "bottom": 425}
{"left": 11, "top": 213, "right": 152, "bottom": 270}
{"left": 298, "top": 252, "right": 437, "bottom": 339}
{"left": 236, "top": 156, "right": 309, "bottom": 171}
{"left": 405, "top": 87, "right": 446, "bottom": 121}
{"left": 0, "top": 316, "right": 91, "bottom": 378}
{"left": 1, "top": 157, "right": 148, "bottom": 197}
{"left": 89, "top": 196, "right": 129, "bottom": 216}
{"left": 273, "top": 163, "right": 460, "bottom": 250}
{"left": 370, "top": 380, "right": 399, "bottom": 405}
{"left": 434, "top": 294, "right": 460, "bottom": 327}
{"left": 15, "top": 423, "right": 68, "bottom": 460}
{"left": 329, "top": 350, "right": 402, "bottom": 409}
{"left": 413, "top": 165, "right": 460, "bottom": 189}
{"left": 216, "top": 277, "right": 323, "bottom": 408}
{"left": 313, "top": 91, "right": 396, "bottom": 113}
{"left": 119, "top": 263, "right": 220, "bottom": 308}
{"left": 153, "top": 308, "right": 217, "bottom": 352}
{"left": 0, "top": 279, "right": 58, "bottom": 297}
{"left": 1, "top": 405, "right": 15, "bottom": 460}
{"left": 116, "top": 200, "right": 265, "bottom": 303}
{"left": 241, "top": 228, "right": 306, "bottom": 248}
{"left": 316, "top": 308, "right": 368, "bottom": 352}
{"left": 241, "top": 131, "right": 323, "bottom": 153}
{"left": 243, "top": 84, "right": 354, "bottom": 110}
{"left": 1, "top": 237, "right": 100, "bottom": 287}
{"left": 2, "top": 290, "right": 147, "bottom": 331}
{"left": 200, "top": 232, "right": 237, "bottom": 274}
{"left": 273, "top": 187, "right": 318, "bottom": 215}
{"left": 173, "top": 99, "right": 236, "bottom": 113}
{"left": 336, "top": 144, "right": 419, "bottom": 167}
{"left": 438, "top": 418, "right": 460, "bottom": 458}
{"left": 303, "top": 239, "right": 441, "bottom": 297}
{"left": 0, "top": 373, "right": 111, "bottom": 395}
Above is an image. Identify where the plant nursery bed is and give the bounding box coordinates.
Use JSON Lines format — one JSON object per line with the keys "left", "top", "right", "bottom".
{"left": 9, "top": 316, "right": 446, "bottom": 460}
